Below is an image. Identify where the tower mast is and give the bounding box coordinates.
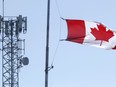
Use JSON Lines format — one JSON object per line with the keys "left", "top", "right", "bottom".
{"left": 0, "top": 1, "right": 29, "bottom": 87}
{"left": 0, "top": 15, "right": 28, "bottom": 87}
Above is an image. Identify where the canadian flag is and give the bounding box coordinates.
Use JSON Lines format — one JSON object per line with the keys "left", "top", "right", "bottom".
{"left": 66, "top": 19, "right": 116, "bottom": 50}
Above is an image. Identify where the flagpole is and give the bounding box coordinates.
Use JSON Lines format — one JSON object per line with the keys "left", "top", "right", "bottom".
{"left": 45, "top": 0, "right": 50, "bottom": 87}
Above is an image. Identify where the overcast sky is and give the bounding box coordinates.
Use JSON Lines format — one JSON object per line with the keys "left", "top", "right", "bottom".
{"left": 1, "top": 0, "right": 116, "bottom": 87}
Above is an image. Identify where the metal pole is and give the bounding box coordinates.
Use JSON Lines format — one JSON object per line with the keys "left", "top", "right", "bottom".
{"left": 2, "top": 1, "right": 4, "bottom": 87}
{"left": 45, "top": 0, "right": 50, "bottom": 87}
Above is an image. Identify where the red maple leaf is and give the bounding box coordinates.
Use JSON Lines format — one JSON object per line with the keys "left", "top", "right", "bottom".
{"left": 91, "top": 23, "right": 114, "bottom": 42}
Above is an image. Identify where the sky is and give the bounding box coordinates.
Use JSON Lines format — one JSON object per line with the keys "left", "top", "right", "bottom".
{"left": 1, "top": 0, "right": 116, "bottom": 87}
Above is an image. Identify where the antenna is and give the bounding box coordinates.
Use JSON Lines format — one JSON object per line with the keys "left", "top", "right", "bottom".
{"left": 0, "top": 16, "right": 1, "bottom": 34}
{"left": 5, "top": 21, "right": 9, "bottom": 36}
{"left": 23, "top": 17, "right": 27, "bottom": 34}
{"left": 2, "top": 0, "right": 4, "bottom": 18}
{"left": 18, "top": 15, "right": 23, "bottom": 33}
{"left": 22, "top": 57, "right": 29, "bottom": 65}
{"left": 16, "top": 15, "right": 27, "bottom": 36}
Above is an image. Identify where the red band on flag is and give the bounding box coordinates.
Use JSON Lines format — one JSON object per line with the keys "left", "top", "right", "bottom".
{"left": 66, "top": 20, "right": 86, "bottom": 44}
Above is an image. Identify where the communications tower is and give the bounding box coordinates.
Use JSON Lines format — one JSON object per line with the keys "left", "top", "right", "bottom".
{"left": 0, "top": 15, "right": 29, "bottom": 87}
